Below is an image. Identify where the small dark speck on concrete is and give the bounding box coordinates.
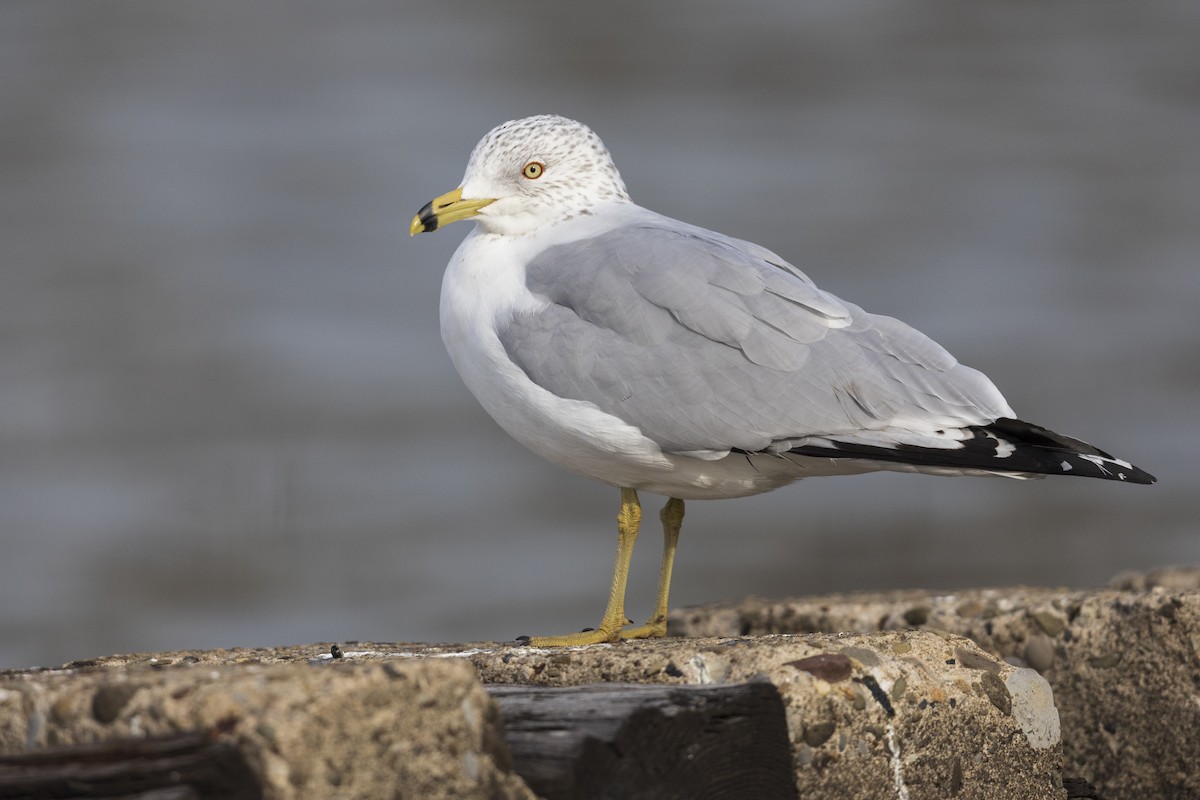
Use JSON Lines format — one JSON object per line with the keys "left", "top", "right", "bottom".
{"left": 954, "top": 647, "right": 1001, "bottom": 674}
{"left": 949, "top": 757, "right": 964, "bottom": 794}
{"left": 92, "top": 683, "right": 141, "bottom": 724}
{"left": 664, "top": 661, "right": 684, "bottom": 678}
{"left": 946, "top": 658, "right": 956, "bottom": 665}
{"left": 1158, "top": 599, "right": 1180, "bottom": 620}
{"left": 979, "top": 672, "right": 1012, "bottom": 715}
{"left": 786, "top": 653, "right": 854, "bottom": 683}
{"left": 330, "top": 644, "right": 344, "bottom": 659}
{"left": 1087, "top": 652, "right": 1121, "bottom": 670}
{"left": 1063, "top": 776, "right": 1104, "bottom": 799}
{"left": 803, "top": 721, "right": 837, "bottom": 747}
{"left": 855, "top": 675, "right": 895, "bottom": 717}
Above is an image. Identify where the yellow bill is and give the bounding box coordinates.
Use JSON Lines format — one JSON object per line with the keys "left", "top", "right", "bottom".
{"left": 410, "top": 187, "right": 495, "bottom": 235}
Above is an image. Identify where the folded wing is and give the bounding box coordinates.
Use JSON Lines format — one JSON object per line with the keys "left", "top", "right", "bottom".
{"left": 500, "top": 214, "right": 1014, "bottom": 459}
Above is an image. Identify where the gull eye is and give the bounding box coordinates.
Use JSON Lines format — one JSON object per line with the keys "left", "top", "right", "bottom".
{"left": 522, "top": 161, "right": 545, "bottom": 180}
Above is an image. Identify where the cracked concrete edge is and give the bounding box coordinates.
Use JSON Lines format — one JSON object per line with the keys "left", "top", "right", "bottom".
{"left": 668, "top": 570, "right": 1200, "bottom": 800}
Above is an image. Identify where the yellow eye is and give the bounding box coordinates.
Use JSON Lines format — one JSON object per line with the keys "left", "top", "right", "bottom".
{"left": 522, "top": 161, "right": 545, "bottom": 180}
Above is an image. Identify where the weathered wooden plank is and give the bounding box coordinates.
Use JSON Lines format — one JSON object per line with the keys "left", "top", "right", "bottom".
{"left": 488, "top": 682, "right": 797, "bottom": 800}
{"left": 0, "top": 732, "right": 260, "bottom": 800}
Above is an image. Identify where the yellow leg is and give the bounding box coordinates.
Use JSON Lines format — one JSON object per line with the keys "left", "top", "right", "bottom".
{"left": 525, "top": 488, "right": 642, "bottom": 647}
{"left": 622, "top": 497, "right": 684, "bottom": 640}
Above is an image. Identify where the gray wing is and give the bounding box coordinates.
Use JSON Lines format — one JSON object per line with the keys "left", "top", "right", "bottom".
{"left": 500, "top": 216, "right": 1014, "bottom": 455}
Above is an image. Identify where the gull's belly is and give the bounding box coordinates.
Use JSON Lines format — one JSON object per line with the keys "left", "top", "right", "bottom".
{"left": 441, "top": 332, "right": 830, "bottom": 500}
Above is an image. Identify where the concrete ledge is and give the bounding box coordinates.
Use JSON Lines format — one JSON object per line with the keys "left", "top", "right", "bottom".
{"left": 670, "top": 570, "right": 1200, "bottom": 800}
{"left": 0, "top": 659, "right": 534, "bottom": 800}
{"left": 2, "top": 632, "right": 1063, "bottom": 800}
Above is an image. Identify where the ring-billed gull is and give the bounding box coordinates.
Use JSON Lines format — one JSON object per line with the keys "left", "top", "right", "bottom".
{"left": 410, "top": 114, "right": 1155, "bottom": 647}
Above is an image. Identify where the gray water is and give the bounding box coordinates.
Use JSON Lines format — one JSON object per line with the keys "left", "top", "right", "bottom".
{"left": 2, "top": 1, "right": 1197, "bottom": 669}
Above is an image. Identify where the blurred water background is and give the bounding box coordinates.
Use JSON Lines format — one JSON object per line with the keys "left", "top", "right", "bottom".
{"left": 2, "top": 1, "right": 1197, "bottom": 669}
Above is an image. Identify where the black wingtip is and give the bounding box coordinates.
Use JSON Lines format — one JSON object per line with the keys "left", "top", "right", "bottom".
{"left": 986, "top": 418, "right": 1156, "bottom": 485}
{"left": 780, "top": 417, "right": 1156, "bottom": 484}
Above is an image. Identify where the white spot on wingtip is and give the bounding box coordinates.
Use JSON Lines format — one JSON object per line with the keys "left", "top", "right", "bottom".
{"left": 1078, "top": 454, "right": 1114, "bottom": 476}
{"left": 991, "top": 434, "right": 1016, "bottom": 458}
{"left": 1060, "top": 461, "right": 1072, "bottom": 472}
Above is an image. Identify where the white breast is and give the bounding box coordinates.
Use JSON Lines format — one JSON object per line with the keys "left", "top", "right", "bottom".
{"left": 439, "top": 228, "right": 676, "bottom": 484}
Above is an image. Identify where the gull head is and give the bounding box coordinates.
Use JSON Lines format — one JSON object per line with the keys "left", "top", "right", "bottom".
{"left": 411, "top": 115, "right": 631, "bottom": 237}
